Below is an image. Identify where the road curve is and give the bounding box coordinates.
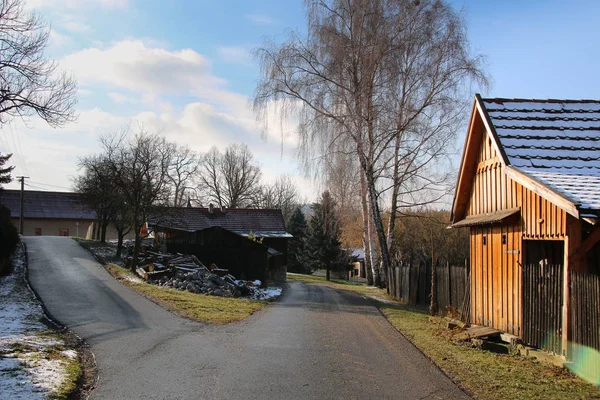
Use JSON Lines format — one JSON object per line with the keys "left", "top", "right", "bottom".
{"left": 25, "top": 236, "right": 469, "bottom": 400}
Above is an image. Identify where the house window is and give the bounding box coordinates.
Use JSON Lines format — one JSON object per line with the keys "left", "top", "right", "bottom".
{"left": 35, "top": 228, "right": 42, "bottom": 236}
{"left": 59, "top": 228, "right": 69, "bottom": 237}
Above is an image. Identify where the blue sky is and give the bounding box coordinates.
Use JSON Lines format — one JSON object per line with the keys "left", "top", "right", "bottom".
{"left": 3, "top": 0, "right": 600, "bottom": 200}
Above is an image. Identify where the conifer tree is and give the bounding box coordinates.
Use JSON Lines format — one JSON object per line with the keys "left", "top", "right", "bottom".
{"left": 303, "top": 191, "right": 348, "bottom": 280}
{"left": 287, "top": 206, "right": 308, "bottom": 273}
{"left": 0, "top": 153, "right": 14, "bottom": 187}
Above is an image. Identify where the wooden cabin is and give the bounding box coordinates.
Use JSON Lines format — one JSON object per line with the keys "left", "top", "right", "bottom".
{"left": 451, "top": 95, "right": 600, "bottom": 358}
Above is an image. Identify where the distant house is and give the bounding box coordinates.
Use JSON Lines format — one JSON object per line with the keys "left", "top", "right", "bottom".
{"left": 149, "top": 205, "right": 292, "bottom": 283}
{"left": 0, "top": 189, "right": 95, "bottom": 237}
{"left": 349, "top": 248, "right": 366, "bottom": 278}
{"left": 450, "top": 95, "right": 600, "bottom": 358}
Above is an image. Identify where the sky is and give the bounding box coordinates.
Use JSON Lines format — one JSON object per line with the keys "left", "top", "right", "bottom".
{"left": 3, "top": 0, "right": 600, "bottom": 202}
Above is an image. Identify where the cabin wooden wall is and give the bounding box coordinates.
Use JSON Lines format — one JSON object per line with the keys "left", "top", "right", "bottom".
{"left": 467, "top": 135, "right": 567, "bottom": 239}
{"left": 471, "top": 224, "right": 522, "bottom": 335}
{"left": 467, "top": 131, "right": 571, "bottom": 336}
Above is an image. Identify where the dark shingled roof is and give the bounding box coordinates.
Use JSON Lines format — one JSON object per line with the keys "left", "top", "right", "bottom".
{"left": 150, "top": 207, "right": 291, "bottom": 237}
{"left": 0, "top": 190, "right": 96, "bottom": 220}
{"left": 481, "top": 97, "right": 600, "bottom": 210}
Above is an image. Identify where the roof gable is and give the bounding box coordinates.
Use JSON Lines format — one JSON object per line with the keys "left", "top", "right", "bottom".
{"left": 451, "top": 97, "right": 507, "bottom": 222}
{"left": 0, "top": 190, "right": 96, "bottom": 220}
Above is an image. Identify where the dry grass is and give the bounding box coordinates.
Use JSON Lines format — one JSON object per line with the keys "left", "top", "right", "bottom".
{"left": 288, "top": 272, "right": 600, "bottom": 400}
{"left": 106, "top": 265, "right": 268, "bottom": 325}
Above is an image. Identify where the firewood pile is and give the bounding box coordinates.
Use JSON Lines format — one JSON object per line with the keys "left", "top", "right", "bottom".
{"left": 130, "top": 249, "right": 261, "bottom": 298}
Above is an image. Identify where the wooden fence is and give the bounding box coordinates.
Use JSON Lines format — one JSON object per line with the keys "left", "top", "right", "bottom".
{"left": 568, "top": 270, "right": 600, "bottom": 380}
{"left": 570, "top": 269, "right": 600, "bottom": 349}
{"left": 522, "top": 263, "right": 563, "bottom": 355}
{"left": 388, "top": 260, "right": 470, "bottom": 319}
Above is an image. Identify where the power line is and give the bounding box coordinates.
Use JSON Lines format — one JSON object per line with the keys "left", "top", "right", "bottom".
{"left": 28, "top": 180, "right": 71, "bottom": 190}
{"left": 11, "top": 123, "right": 29, "bottom": 176}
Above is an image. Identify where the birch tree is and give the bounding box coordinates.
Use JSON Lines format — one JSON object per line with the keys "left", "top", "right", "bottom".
{"left": 254, "top": 0, "right": 486, "bottom": 287}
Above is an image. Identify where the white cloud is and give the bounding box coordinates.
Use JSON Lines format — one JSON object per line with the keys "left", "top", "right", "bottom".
{"left": 218, "top": 46, "right": 253, "bottom": 65}
{"left": 245, "top": 13, "right": 277, "bottom": 25}
{"left": 108, "top": 92, "right": 136, "bottom": 104}
{"left": 62, "top": 40, "right": 224, "bottom": 101}
{"left": 62, "top": 19, "right": 90, "bottom": 33}
{"left": 48, "top": 29, "right": 73, "bottom": 48}
{"left": 3, "top": 39, "right": 314, "bottom": 200}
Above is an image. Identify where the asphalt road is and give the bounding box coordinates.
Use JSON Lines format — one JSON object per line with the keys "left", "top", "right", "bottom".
{"left": 25, "top": 236, "right": 469, "bottom": 400}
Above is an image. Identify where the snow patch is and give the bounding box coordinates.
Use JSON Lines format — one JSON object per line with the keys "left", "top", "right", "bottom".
{"left": 121, "top": 274, "right": 144, "bottom": 284}
{"left": 1, "top": 244, "right": 79, "bottom": 398}
{"left": 368, "top": 295, "right": 395, "bottom": 304}
{"left": 252, "top": 287, "right": 282, "bottom": 301}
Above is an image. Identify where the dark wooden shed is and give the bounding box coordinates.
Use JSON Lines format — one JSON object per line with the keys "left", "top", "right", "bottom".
{"left": 451, "top": 95, "right": 600, "bottom": 358}
{"left": 149, "top": 206, "right": 291, "bottom": 283}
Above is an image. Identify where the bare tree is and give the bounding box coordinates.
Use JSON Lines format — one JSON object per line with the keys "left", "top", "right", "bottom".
{"left": 102, "top": 129, "right": 173, "bottom": 270}
{"left": 256, "top": 175, "right": 299, "bottom": 224}
{"left": 198, "top": 144, "right": 262, "bottom": 208}
{"left": 75, "top": 153, "right": 133, "bottom": 255}
{"left": 74, "top": 154, "right": 112, "bottom": 242}
{"left": 0, "top": 0, "right": 77, "bottom": 127}
{"left": 168, "top": 144, "right": 200, "bottom": 207}
{"left": 198, "top": 147, "right": 225, "bottom": 207}
{"left": 254, "top": 0, "right": 486, "bottom": 287}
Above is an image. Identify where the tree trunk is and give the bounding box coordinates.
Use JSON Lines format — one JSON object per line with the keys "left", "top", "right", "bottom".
{"left": 430, "top": 259, "right": 437, "bottom": 315}
{"left": 365, "top": 168, "right": 391, "bottom": 288}
{"left": 386, "top": 134, "right": 401, "bottom": 253}
{"left": 130, "top": 222, "right": 142, "bottom": 272}
{"left": 429, "top": 229, "right": 438, "bottom": 315}
{"left": 100, "top": 217, "right": 109, "bottom": 243}
{"left": 326, "top": 267, "right": 330, "bottom": 281}
{"left": 116, "top": 228, "right": 124, "bottom": 259}
{"left": 360, "top": 171, "right": 374, "bottom": 286}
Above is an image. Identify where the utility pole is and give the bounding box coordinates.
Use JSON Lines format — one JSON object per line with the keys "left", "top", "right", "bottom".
{"left": 17, "top": 176, "right": 29, "bottom": 235}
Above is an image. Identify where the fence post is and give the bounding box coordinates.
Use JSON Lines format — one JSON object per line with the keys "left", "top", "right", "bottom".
{"left": 395, "top": 265, "right": 400, "bottom": 301}
{"left": 447, "top": 261, "right": 451, "bottom": 312}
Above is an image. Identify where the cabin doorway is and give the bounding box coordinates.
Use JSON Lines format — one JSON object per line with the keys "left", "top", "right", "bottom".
{"left": 522, "top": 240, "right": 564, "bottom": 355}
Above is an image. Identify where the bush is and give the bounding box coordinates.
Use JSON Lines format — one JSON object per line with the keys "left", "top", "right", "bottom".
{"left": 0, "top": 205, "right": 19, "bottom": 276}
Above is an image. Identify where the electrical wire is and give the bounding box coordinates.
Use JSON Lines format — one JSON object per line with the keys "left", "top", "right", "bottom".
{"left": 28, "top": 180, "right": 71, "bottom": 190}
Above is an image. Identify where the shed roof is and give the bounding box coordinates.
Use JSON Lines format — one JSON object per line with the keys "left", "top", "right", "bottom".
{"left": 481, "top": 97, "right": 600, "bottom": 212}
{"left": 151, "top": 207, "right": 290, "bottom": 237}
{"left": 451, "top": 208, "right": 520, "bottom": 228}
{"left": 0, "top": 189, "right": 96, "bottom": 220}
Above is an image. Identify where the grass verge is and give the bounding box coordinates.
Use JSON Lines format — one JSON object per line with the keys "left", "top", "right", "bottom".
{"left": 106, "top": 264, "right": 268, "bottom": 325}
{"left": 288, "top": 272, "right": 600, "bottom": 400}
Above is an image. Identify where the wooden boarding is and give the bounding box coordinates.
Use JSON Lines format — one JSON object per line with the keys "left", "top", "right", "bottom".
{"left": 454, "top": 325, "right": 501, "bottom": 341}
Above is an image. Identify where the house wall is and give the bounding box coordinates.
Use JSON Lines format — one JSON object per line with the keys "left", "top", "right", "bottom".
{"left": 466, "top": 130, "right": 581, "bottom": 337}
{"left": 11, "top": 218, "right": 94, "bottom": 237}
